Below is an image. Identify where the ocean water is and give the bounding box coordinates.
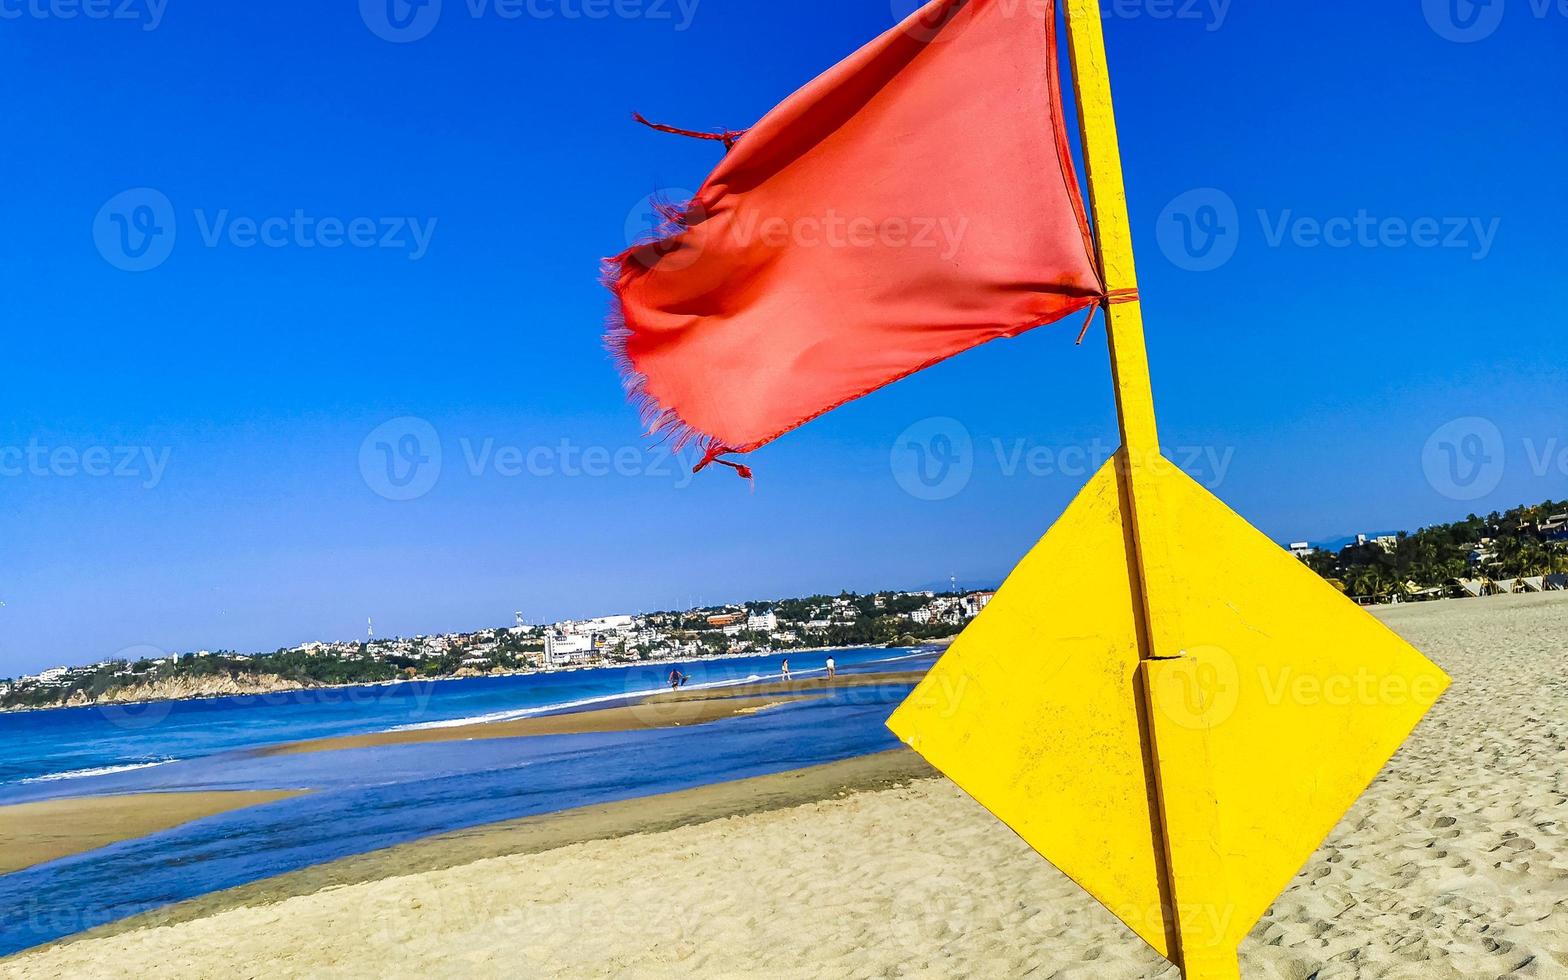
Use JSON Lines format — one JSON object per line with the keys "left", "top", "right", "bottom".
{"left": 0, "top": 648, "right": 933, "bottom": 956}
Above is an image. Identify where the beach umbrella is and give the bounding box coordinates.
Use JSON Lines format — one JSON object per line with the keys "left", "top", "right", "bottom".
{"left": 603, "top": 2, "right": 1450, "bottom": 977}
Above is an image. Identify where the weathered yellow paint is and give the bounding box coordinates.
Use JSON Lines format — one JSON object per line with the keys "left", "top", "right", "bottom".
{"left": 889, "top": 462, "right": 1172, "bottom": 956}
{"left": 888, "top": 460, "right": 1451, "bottom": 977}
{"left": 889, "top": 7, "right": 1451, "bottom": 980}
{"left": 1061, "top": 0, "right": 1220, "bottom": 973}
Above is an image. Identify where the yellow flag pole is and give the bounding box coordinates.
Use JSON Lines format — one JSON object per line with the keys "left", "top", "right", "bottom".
{"left": 1059, "top": 3, "right": 1241, "bottom": 978}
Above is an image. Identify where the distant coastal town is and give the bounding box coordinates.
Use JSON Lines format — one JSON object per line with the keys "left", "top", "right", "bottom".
{"left": 0, "top": 590, "right": 990, "bottom": 712}
{"left": 3, "top": 498, "right": 1563, "bottom": 712}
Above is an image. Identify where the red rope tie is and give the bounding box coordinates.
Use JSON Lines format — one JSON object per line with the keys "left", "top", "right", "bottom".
{"left": 1075, "top": 288, "right": 1142, "bottom": 345}
{"left": 632, "top": 113, "right": 748, "bottom": 152}
{"left": 694, "top": 443, "right": 756, "bottom": 487}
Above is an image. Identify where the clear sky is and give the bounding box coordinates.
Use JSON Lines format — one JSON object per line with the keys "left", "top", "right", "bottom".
{"left": 2, "top": 0, "right": 1564, "bottom": 674}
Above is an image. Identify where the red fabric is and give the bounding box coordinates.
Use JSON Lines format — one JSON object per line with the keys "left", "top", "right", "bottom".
{"left": 606, "top": 0, "right": 1103, "bottom": 468}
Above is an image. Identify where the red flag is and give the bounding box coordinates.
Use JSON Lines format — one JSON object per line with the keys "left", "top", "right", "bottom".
{"left": 606, "top": 0, "right": 1111, "bottom": 474}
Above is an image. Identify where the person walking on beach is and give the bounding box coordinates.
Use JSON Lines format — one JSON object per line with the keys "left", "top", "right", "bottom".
{"left": 781, "top": 659, "right": 792, "bottom": 682}
{"left": 825, "top": 656, "right": 837, "bottom": 680}
{"left": 668, "top": 667, "right": 685, "bottom": 691}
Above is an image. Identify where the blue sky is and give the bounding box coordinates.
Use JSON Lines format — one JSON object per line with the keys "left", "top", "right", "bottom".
{"left": 1, "top": 0, "right": 1564, "bottom": 674}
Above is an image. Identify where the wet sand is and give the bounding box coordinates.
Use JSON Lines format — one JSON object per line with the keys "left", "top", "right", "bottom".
{"left": 649, "top": 671, "right": 930, "bottom": 703}
{"left": 14, "top": 750, "right": 936, "bottom": 947}
{"left": 0, "top": 791, "right": 306, "bottom": 876}
{"left": 259, "top": 695, "right": 807, "bottom": 756}
{"left": 260, "top": 670, "right": 926, "bottom": 757}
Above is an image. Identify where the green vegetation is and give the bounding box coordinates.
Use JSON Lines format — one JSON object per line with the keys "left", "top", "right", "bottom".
{"left": 1301, "top": 500, "right": 1567, "bottom": 600}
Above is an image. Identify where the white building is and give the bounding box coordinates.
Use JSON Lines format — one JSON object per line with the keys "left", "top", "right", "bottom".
{"left": 544, "top": 631, "right": 595, "bottom": 667}
{"left": 1289, "top": 542, "right": 1315, "bottom": 559}
{"left": 962, "top": 592, "right": 996, "bottom": 617}
{"left": 747, "top": 611, "right": 778, "bottom": 632}
{"left": 575, "top": 615, "right": 636, "bottom": 634}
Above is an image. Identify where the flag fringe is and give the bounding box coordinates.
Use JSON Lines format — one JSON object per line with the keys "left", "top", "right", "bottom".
{"left": 602, "top": 194, "right": 745, "bottom": 478}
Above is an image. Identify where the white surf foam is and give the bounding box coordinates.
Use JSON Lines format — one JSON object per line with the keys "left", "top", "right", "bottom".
{"left": 384, "top": 671, "right": 799, "bottom": 733}
{"left": 19, "top": 760, "right": 176, "bottom": 784}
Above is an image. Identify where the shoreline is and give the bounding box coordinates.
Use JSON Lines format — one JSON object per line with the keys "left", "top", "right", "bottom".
{"left": 259, "top": 669, "right": 929, "bottom": 756}
{"left": 0, "top": 791, "right": 307, "bottom": 877}
{"left": 7, "top": 750, "right": 938, "bottom": 958}
{"left": 0, "top": 642, "right": 933, "bottom": 718}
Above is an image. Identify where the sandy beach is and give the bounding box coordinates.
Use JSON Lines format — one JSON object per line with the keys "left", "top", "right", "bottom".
{"left": 0, "top": 791, "right": 306, "bottom": 877}
{"left": 3, "top": 593, "right": 1564, "bottom": 978}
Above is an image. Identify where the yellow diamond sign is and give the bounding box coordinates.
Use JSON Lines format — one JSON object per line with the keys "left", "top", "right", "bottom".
{"left": 888, "top": 457, "right": 1449, "bottom": 976}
